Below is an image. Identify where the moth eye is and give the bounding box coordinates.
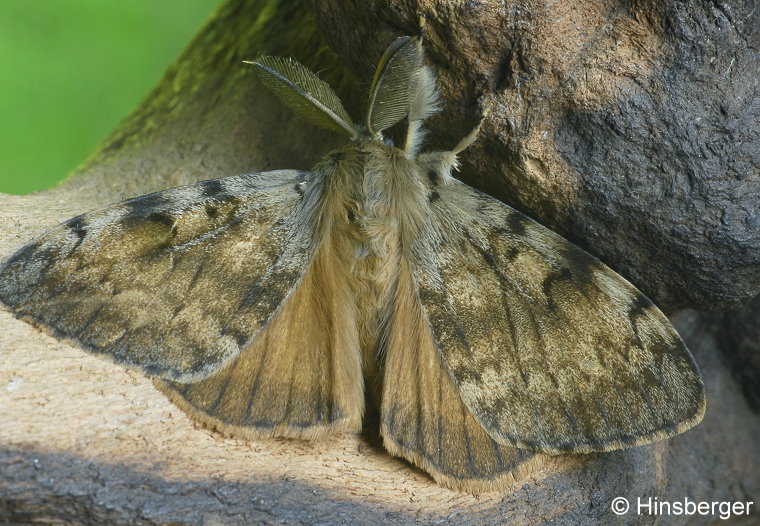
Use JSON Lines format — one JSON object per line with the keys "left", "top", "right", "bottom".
{"left": 205, "top": 205, "right": 219, "bottom": 218}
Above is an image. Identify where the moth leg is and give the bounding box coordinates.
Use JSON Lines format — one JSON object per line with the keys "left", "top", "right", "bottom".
{"left": 450, "top": 104, "right": 489, "bottom": 155}
{"left": 416, "top": 104, "right": 490, "bottom": 183}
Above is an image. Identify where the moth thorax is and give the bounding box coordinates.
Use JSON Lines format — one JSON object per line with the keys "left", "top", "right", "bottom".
{"left": 360, "top": 144, "right": 430, "bottom": 248}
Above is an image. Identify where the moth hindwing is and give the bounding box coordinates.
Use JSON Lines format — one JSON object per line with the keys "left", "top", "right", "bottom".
{"left": 0, "top": 34, "right": 705, "bottom": 493}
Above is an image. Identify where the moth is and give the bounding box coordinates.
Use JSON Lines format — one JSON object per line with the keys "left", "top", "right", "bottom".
{"left": 0, "top": 35, "right": 705, "bottom": 492}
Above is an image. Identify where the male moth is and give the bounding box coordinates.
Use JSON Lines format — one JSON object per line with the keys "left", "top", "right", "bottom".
{"left": 0, "top": 35, "right": 705, "bottom": 492}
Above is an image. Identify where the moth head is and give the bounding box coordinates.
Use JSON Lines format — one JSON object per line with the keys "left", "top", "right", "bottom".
{"left": 248, "top": 35, "right": 440, "bottom": 146}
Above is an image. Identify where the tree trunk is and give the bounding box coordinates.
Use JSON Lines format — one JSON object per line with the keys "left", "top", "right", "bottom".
{"left": 1, "top": 0, "right": 758, "bottom": 524}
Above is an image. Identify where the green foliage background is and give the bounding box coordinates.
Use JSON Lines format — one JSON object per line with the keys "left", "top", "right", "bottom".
{"left": 0, "top": 1, "right": 218, "bottom": 195}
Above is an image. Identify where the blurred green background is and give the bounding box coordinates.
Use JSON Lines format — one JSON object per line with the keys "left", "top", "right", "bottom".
{"left": 0, "top": 1, "right": 218, "bottom": 195}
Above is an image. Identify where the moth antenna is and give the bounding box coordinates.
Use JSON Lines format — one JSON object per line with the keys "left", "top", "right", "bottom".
{"left": 366, "top": 36, "right": 423, "bottom": 136}
{"left": 403, "top": 120, "right": 428, "bottom": 159}
{"left": 247, "top": 56, "right": 357, "bottom": 138}
{"left": 417, "top": 13, "right": 429, "bottom": 42}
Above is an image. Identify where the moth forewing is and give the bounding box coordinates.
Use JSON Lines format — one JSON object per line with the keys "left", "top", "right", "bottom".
{"left": 380, "top": 258, "right": 541, "bottom": 492}
{"left": 0, "top": 171, "right": 318, "bottom": 382}
{"left": 153, "top": 179, "right": 367, "bottom": 440}
{"left": 408, "top": 180, "right": 705, "bottom": 454}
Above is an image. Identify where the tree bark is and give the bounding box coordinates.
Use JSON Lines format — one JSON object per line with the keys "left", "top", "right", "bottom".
{"left": 311, "top": 0, "right": 760, "bottom": 313}
{"left": 1, "top": 0, "right": 758, "bottom": 524}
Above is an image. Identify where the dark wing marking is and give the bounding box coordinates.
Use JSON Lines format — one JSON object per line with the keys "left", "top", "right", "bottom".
{"left": 381, "top": 261, "right": 539, "bottom": 491}
{"left": 409, "top": 179, "right": 705, "bottom": 454}
{"left": 0, "top": 170, "right": 316, "bottom": 382}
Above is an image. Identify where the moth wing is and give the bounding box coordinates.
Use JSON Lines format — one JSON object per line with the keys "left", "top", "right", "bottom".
{"left": 410, "top": 179, "right": 705, "bottom": 454}
{"left": 0, "top": 170, "right": 315, "bottom": 382}
{"left": 380, "top": 260, "right": 539, "bottom": 491}
{"left": 155, "top": 231, "right": 364, "bottom": 439}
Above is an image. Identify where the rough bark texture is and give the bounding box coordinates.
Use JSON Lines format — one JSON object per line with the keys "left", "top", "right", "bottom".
{"left": 311, "top": 0, "right": 760, "bottom": 313}
{"left": 1, "top": 0, "right": 758, "bottom": 524}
